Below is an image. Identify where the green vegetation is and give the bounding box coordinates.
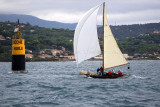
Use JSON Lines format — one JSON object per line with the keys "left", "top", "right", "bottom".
{"left": 0, "top": 21, "right": 74, "bottom": 61}
{"left": 118, "top": 34, "right": 160, "bottom": 56}
{"left": 0, "top": 40, "right": 12, "bottom": 61}
{"left": 98, "top": 23, "right": 160, "bottom": 38}
{"left": 0, "top": 21, "right": 160, "bottom": 61}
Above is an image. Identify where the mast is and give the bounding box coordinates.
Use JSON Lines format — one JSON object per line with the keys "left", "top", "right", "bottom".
{"left": 18, "top": 19, "right": 19, "bottom": 35}
{"left": 102, "top": 2, "right": 105, "bottom": 75}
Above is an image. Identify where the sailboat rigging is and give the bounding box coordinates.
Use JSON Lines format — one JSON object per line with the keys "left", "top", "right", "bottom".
{"left": 74, "top": 2, "right": 129, "bottom": 78}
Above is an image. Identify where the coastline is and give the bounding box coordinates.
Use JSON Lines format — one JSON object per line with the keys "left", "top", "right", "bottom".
{"left": 0, "top": 59, "right": 160, "bottom": 62}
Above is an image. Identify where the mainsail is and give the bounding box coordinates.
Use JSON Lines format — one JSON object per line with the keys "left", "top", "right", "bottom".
{"left": 74, "top": 5, "right": 101, "bottom": 65}
{"left": 103, "top": 3, "right": 128, "bottom": 69}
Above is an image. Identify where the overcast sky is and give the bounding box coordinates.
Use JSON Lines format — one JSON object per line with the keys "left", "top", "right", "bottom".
{"left": 0, "top": 0, "right": 160, "bottom": 25}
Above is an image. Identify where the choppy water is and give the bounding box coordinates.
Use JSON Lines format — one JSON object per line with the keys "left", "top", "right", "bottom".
{"left": 0, "top": 60, "right": 160, "bottom": 107}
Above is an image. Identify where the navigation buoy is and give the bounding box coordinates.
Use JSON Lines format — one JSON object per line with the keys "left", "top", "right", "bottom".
{"left": 12, "top": 19, "right": 28, "bottom": 73}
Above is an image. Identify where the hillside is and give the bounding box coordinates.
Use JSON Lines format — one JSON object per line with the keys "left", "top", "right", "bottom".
{"left": 0, "top": 21, "right": 160, "bottom": 61}
{"left": 0, "top": 21, "right": 74, "bottom": 61}
{"left": 0, "top": 14, "right": 76, "bottom": 30}
{"left": 118, "top": 34, "right": 160, "bottom": 57}
{"left": 98, "top": 23, "right": 160, "bottom": 38}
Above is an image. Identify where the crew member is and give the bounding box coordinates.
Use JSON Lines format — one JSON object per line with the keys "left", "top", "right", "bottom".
{"left": 118, "top": 70, "right": 123, "bottom": 76}
{"left": 108, "top": 71, "right": 112, "bottom": 76}
{"left": 97, "top": 68, "right": 100, "bottom": 74}
{"left": 100, "top": 66, "right": 103, "bottom": 75}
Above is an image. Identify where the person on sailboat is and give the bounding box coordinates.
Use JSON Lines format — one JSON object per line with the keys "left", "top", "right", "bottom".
{"left": 97, "top": 68, "right": 100, "bottom": 75}
{"left": 97, "top": 68, "right": 100, "bottom": 73}
{"left": 100, "top": 66, "right": 103, "bottom": 72}
{"left": 97, "top": 67, "right": 102, "bottom": 76}
{"left": 111, "top": 69, "right": 114, "bottom": 73}
{"left": 118, "top": 70, "right": 123, "bottom": 76}
{"left": 111, "top": 69, "right": 117, "bottom": 75}
{"left": 108, "top": 71, "right": 112, "bottom": 76}
{"left": 99, "top": 66, "right": 103, "bottom": 76}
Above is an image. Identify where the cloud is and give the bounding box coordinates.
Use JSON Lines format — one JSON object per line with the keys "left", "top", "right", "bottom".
{"left": 0, "top": 0, "right": 160, "bottom": 25}
{"left": 107, "top": 9, "right": 160, "bottom": 25}
{"left": 30, "top": 9, "right": 84, "bottom": 23}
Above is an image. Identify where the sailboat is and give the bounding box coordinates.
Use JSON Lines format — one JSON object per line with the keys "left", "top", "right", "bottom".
{"left": 74, "top": 2, "right": 129, "bottom": 78}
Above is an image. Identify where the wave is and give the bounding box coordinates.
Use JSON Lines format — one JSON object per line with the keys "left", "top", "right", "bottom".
{"left": 132, "top": 75, "right": 146, "bottom": 79}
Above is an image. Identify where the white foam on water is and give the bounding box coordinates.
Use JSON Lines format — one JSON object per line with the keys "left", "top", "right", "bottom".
{"left": 8, "top": 71, "right": 13, "bottom": 74}
{"left": 87, "top": 76, "right": 92, "bottom": 79}
{"left": 132, "top": 75, "right": 146, "bottom": 79}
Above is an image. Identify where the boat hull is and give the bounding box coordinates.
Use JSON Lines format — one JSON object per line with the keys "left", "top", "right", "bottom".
{"left": 80, "top": 70, "right": 125, "bottom": 79}
{"left": 89, "top": 74, "right": 125, "bottom": 79}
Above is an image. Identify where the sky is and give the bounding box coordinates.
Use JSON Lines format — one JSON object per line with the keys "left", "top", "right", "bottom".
{"left": 0, "top": 0, "right": 160, "bottom": 25}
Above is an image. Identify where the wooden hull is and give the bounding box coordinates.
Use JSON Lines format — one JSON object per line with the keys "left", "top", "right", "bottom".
{"left": 89, "top": 74, "right": 124, "bottom": 79}
{"left": 80, "top": 70, "right": 125, "bottom": 79}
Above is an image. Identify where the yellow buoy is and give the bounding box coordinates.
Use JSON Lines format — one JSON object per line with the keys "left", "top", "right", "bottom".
{"left": 12, "top": 19, "right": 27, "bottom": 73}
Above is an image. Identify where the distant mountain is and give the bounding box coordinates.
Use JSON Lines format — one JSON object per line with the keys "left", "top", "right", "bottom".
{"left": 0, "top": 14, "right": 77, "bottom": 30}
{"left": 1, "top": 14, "right": 160, "bottom": 38}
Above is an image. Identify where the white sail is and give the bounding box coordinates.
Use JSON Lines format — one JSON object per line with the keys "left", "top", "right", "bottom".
{"left": 74, "top": 5, "right": 101, "bottom": 65}
{"left": 103, "top": 4, "right": 128, "bottom": 69}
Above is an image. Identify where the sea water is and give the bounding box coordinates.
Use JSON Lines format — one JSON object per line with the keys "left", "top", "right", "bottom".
{"left": 0, "top": 60, "right": 160, "bottom": 107}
